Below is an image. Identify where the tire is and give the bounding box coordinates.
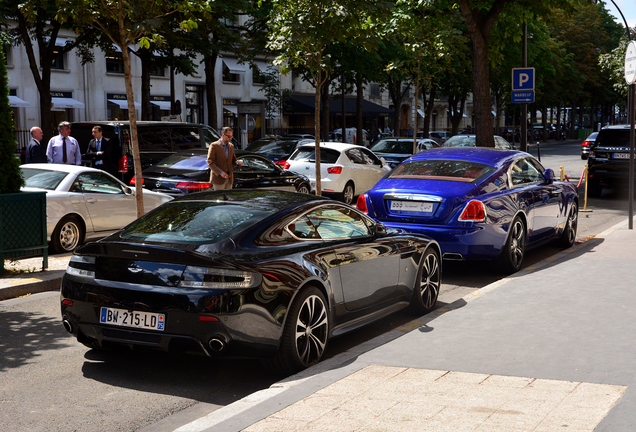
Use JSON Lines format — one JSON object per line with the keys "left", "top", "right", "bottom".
{"left": 265, "top": 286, "right": 330, "bottom": 375}
{"left": 558, "top": 201, "right": 578, "bottom": 248}
{"left": 410, "top": 248, "right": 441, "bottom": 314}
{"left": 496, "top": 217, "right": 526, "bottom": 275}
{"left": 51, "top": 216, "right": 83, "bottom": 254}
{"left": 296, "top": 183, "right": 311, "bottom": 195}
{"left": 339, "top": 182, "right": 355, "bottom": 205}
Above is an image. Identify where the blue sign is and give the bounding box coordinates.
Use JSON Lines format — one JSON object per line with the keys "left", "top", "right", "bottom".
{"left": 512, "top": 68, "right": 535, "bottom": 91}
{"left": 512, "top": 91, "right": 535, "bottom": 104}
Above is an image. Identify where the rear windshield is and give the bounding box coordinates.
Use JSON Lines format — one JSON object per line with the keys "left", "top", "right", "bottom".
{"left": 21, "top": 168, "right": 69, "bottom": 190}
{"left": 388, "top": 159, "right": 494, "bottom": 183}
{"left": 119, "top": 201, "right": 272, "bottom": 244}
{"left": 289, "top": 146, "right": 340, "bottom": 164}
{"left": 595, "top": 129, "right": 630, "bottom": 147}
{"left": 246, "top": 139, "right": 298, "bottom": 155}
{"left": 369, "top": 140, "right": 413, "bottom": 154}
{"left": 443, "top": 136, "right": 475, "bottom": 147}
{"left": 155, "top": 154, "right": 208, "bottom": 171}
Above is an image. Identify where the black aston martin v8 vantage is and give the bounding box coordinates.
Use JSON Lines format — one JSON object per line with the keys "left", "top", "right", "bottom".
{"left": 61, "top": 190, "right": 441, "bottom": 373}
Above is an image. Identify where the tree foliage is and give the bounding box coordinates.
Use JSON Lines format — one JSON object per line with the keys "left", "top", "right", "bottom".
{"left": 0, "top": 49, "right": 24, "bottom": 194}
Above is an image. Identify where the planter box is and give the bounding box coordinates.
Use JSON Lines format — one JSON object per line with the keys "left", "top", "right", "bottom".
{"left": 0, "top": 191, "right": 48, "bottom": 276}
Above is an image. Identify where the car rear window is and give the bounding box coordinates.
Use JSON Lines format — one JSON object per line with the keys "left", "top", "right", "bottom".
{"left": 388, "top": 159, "right": 494, "bottom": 183}
{"left": 119, "top": 201, "right": 273, "bottom": 244}
{"left": 443, "top": 136, "right": 475, "bottom": 147}
{"left": 595, "top": 129, "right": 629, "bottom": 147}
{"left": 155, "top": 154, "right": 208, "bottom": 171}
{"left": 290, "top": 147, "right": 340, "bottom": 164}
{"left": 246, "top": 139, "right": 299, "bottom": 155}
{"left": 21, "top": 168, "right": 69, "bottom": 190}
{"left": 370, "top": 140, "right": 413, "bottom": 154}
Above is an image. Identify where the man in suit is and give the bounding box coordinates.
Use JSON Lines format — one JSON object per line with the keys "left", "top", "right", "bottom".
{"left": 207, "top": 126, "right": 243, "bottom": 190}
{"left": 85, "top": 125, "right": 117, "bottom": 176}
{"left": 46, "top": 121, "right": 82, "bottom": 165}
{"left": 25, "top": 126, "right": 47, "bottom": 164}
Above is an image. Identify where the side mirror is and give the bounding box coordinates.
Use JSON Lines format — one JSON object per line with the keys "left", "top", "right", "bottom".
{"left": 380, "top": 157, "right": 386, "bottom": 167}
{"left": 544, "top": 168, "right": 555, "bottom": 183}
{"left": 125, "top": 187, "right": 134, "bottom": 195}
{"left": 374, "top": 222, "right": 387, "bottom": 238}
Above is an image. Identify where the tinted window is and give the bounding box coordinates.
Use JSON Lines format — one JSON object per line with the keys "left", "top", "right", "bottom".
{"left": 22, "top": 168, "right": 69, "bottom": 190}
{"left": 287, "top": 216, "right": 320, "bottom": 239}
{"left": 239, "top": 155, "right": 278, "bottom": 172}
{"left": 595, "top": 129, "right": 629, "bottom": 147}
{"left": 75, "top": 172, "right": 124, "bottom": 194}
{"left": 137, "top": 127, "right": 171, "bottom": 152}
{"left": 119, "top": 202, "right": 271, "bottom": 244}
{"left": 156, "top": 154, "right": 208, "bottom": 171}
{"left": 389, "top": 159, "right": 494, "bottom": 183}
{"left": 510, "top": 158, "right": 544, "bottom": 185}
{"left": 171, "top": 127, "right": 202, "bottom": 150}
{"left": 203, "top": 128, "right": 222, "bottom": 147}
{"left": 304, "top": 205, "right": 370, "bottom": 239}
{"left": 360, "top": 148, "right": 382, "bottom": 165}
{"left": 370, "top": 140, "right": 413, "bottom": 154}
{"left": 443, "top": 136, "right": 475, "bottom": 147}
{"left": 290, "top": 147, "right": 340, "bottom": 164}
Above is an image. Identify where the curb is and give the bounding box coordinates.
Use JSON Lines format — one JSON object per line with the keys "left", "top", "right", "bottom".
{"left": 0, "top": 270, "right": 65, "bottom": 301}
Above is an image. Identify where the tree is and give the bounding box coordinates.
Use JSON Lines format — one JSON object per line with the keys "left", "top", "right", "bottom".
{"left": 0, "top": 48, "right": 24, "bottom": 194}
{"left": 61, "top": 0, "right": 201, "bottom": 217}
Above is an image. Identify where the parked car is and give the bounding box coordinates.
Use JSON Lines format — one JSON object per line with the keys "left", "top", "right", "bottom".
{"left": 356, "top": 147, "right": 579, "bottom": 274}
{"left": 369, "top": 138, "right": 438, "bottom": 169}
{"left": 581, "top": 132, "right": 598, "bottom": 160}
{"left": 21, "top": 164, "right": 172, "bottom": 253}
{"left": 443, "top": 134, "right": 515, "bottom": 150}
{"left": 70, "top": 121, "right": 230, "bottom": 184}
{"left": 429, "top": 131, "right": 452, "bottom": 144}
{"left": 244, "top": 136, "right": 313, "bottom": 168}
{"left": 286, "top": 142, "right": 391, "bottom": 204}
{"left": 134, "top": 149, "right": 312, "bottom": 196}
{"left": 60, "top": 190, "right": 441, "bottom": 373}
{"left": 587, "top": 125, "right": 631, "bottom": 197}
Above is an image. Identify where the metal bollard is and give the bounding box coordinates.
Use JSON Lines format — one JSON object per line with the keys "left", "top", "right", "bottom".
{"left": 536, "top": 141, "right": 541, "bottom": 161}
{"left": 560, "top": 166, "right": 564, "bottom": 181}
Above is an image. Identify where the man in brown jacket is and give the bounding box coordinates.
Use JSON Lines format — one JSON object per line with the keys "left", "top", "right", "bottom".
{"left": 207, "top": 127, "right": 243, "bottom": 190}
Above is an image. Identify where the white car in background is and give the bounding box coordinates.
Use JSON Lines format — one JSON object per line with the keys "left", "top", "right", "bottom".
{"left": 21, "top": 164, "right": 173, "bottom": 253}
{"left": 286, "top": 142, "right": 391, "bottom": 204}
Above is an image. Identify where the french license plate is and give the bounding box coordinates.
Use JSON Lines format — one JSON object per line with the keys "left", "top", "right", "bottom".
{"left": 390, "top": 201, "right": 434, "bottom": 212}
{"left": 614, "top": 153, "right": 630, "bottom": 159}
{"left": 99, "top": 307, "right": 165, "bottom": 331}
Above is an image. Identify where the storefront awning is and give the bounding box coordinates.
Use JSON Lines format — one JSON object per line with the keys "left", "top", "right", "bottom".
{"left": 52, "top": 97, "right": 85, "bottom": 109}
{"left": 150, "top": 100, "right": 171, "bottom": 110}
{"left": 254, "top": 61, "right": 273, "bottom": 73}
{"left": 222, "top": 58, "right": 247, "bottom": 74}
{"left": 284, "top": 95, "right": 392, "bottom": 116}
{"left": 108, "top": 99, "right": 141, "bottom": 110}
{"left": 224, "top": 105, "right": 238, "bottom": 115}
{"left": 9, "top": 96, "right": 29, "bottom": 107}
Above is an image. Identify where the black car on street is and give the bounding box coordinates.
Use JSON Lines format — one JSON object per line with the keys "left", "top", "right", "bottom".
{"left": 587, "top": 125, "right": 631, "bottom": 197}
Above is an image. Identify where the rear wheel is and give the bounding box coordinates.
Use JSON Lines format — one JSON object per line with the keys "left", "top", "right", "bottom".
{"left": 410, "top": 248, "right": 441, "bottom": 314}
{"left": 558, "top": 202, "right": 578, "bottom": 248}
{"left": 340, "top": 182, "right": 355, "bottom": 205}
{"left": 496, "top": 217, "right": 525, "bottom": 274}
{"left": 51, "top": 216, "right": 83, "bottom": 254}
{"left": 296, "top": 183, "right": 311, "bottom": 195}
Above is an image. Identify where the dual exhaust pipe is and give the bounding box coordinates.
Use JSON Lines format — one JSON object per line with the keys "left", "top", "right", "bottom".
{"left": 62, "top": 319, "right": 73, "bottom": 334}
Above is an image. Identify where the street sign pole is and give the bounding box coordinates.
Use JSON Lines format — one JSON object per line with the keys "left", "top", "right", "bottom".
{"left": 521, "top": 23, "right": 528, "bottom": 153}
{"left": 625, "top": 39, "right": 636, "bottom": 230}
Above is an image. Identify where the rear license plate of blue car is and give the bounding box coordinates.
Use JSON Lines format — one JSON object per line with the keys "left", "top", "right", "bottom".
{"left": 99, "top": 307, "right": 165, "bottom": 331}
{"left": 390, "top": 201, "right": 434, "bottom": 212}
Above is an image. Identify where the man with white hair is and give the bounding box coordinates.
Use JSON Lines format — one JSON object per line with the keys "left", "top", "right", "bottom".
{"left": 25, "top": 126, "right": 47, "bottom": 163}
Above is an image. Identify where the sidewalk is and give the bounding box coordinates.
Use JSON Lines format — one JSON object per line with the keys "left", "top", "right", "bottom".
{"left": 166, "top": 219, "right": 635, "bottom": 432}
{"left": 0, "top": 253, "right": 70, "bottom": 300}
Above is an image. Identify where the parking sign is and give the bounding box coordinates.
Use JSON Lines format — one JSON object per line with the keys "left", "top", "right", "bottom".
{"left": 512, "top": 68, "right": 535, "bottom": 91}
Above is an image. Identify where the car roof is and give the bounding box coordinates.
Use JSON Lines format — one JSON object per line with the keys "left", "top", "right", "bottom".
{"left": 601, "top": 124, "right": 630, "bottom": 130}
{"left": 409, "top": 147, "right": 523, "bottom": 166}
{"left": 173, "top": 189, "right": 331, "bottom": 211}
{"left": 21, "top": 163, "right": 104, "bottom": 174}
{"left": 296, "top": 142, "right": 366, "bottom": 151}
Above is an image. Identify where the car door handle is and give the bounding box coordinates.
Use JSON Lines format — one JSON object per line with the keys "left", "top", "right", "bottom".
{"left": 86, "top": 198, "right": 97, "bottom": 203}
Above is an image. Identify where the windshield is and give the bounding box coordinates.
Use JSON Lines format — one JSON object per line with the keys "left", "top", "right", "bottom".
{"left": 370, "top": 140, "right": 413, "bottom": 155}
{"left": 443, "top": 136, "right": 476, "bottom": 147}
{"left": 155, "top": 154, "right": 208, "bottom": 171}
{"left": 119, "top": 201, "right": 273, "bottom": 244}
{"left": 21, "top": 168, "right": 69, "bottom": 190}
{"left": 289, "top": 147, "right": 340, "bottom": 164}
{"left": 388, "top": 159, "right": 494, "bottom": 183}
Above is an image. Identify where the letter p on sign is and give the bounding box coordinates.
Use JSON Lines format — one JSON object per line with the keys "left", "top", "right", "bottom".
{"left": 512, "top": 68, "right": 535, "bottom": 91}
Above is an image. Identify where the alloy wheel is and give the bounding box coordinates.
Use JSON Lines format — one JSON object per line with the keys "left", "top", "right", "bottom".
{"left": 420, "top": 252, "right": 441, "bottom": 309}
{"left": 295, "top": 294, "right": 328, "bottom": 367}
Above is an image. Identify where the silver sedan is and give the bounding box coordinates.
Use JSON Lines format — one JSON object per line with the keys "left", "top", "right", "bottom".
{"left": 21, "top": 164, "right": 173, "bottom": 253}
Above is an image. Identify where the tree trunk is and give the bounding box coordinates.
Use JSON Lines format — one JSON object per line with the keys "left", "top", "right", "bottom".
{"left": 356, "top": 73, "right": 363, "bottom": 146}
{"left": 204, "top": 54, "right": 218, "bottom": 129}
{"left": 138, "top": 48, "right": 152, "bottom": 121}
{"left": 422, "top": 88, "right": 436, "bottom": 138}
{"left": 314, "top": 70, "right": 322, "bottom": 196}
{"left": 321, "top": 79, "right": 330, "bottom": 141}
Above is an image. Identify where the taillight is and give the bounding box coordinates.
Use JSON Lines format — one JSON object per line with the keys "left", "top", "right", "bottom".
{"left": 118, "top": 155, "right": 128, "bottom": 173}
{"left": 175, "top": 182, "right": 212, "bottom": 190}
{"left": 275, "top": 160, "right": 291, "bottom": 170}
{"left": 459, "top": 200, "right": 486, "bottom": 222}
{"left": 179, "top": 267, "right": 262, "bottom": 289}
{"left": 582, "top": 141, "right": 590, "bottom": 147}
{"left": 66, "top": 255, "right": 96, "bottom": 278}
{"left": 327, "top": 166, "right": 343, "bottom": 174}
{"left": 356, "top": 194, "right": 368, "bottom": 213}
{"left": 130, "top": 176, "right": 144, "bottom": 185}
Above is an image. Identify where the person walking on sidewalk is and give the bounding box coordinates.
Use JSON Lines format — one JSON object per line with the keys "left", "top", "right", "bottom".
{"left": 25, "top": 126, "right": 47, "bottom": 164}
{"left": 206, "top": 126, "right": 243, "bottom": 190}
{"left": 46, "top": 121, "right": 82, "bottom": 165}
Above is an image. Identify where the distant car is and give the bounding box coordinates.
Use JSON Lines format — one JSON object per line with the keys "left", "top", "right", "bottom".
{"left": 369, "top": 138, "right": 438, "bottom": 169}
{"left": 21, "top": 164, "right": 172, "bottom": 253}
{"left": 587, "top": 125, "right": 632, "bottom": 197}
{"left": 443, "top": 134, "right": 514, "bottom": 150}
{"left": 60, "top": 190, "right": 441, "bottom": 373}
{"left": 356, "top": 147, "right": 579, "bottom": 274}
{"left": 581, "top": 132, "right": 598, "bottom": 160}
{"left": 286, "top": 142, "right": 391, "bottom": 204}
{"left": 135, "top": 149, "right": 312, "bottom": 196}
{"left": 245, "top": 136, "right": 313, "bottom": 168}
{"left": 430, "top": 131, "right": 451, "bottom": 144}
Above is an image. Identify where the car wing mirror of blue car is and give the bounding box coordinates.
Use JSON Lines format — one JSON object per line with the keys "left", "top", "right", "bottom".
{"left": 544, "top": 168, "right": 555, "bottom": 183}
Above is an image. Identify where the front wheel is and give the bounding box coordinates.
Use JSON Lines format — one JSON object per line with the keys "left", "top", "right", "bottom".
{"left": 496, "top": 217, "right": 526, "bottom": 275}
{"left": 558, "top": 201, "right": 578, "bottom": 248}
{"left": 51, "top": 216, "right": 84, "bottom": 254}
{"left": 265, "top": 286, "right": 330, "bottom": 374}
{"left": 410, "top": 248, "right": 441, "bottom": 314}
{"left": 339, "top": 182, "right": 355, "bottom": 205}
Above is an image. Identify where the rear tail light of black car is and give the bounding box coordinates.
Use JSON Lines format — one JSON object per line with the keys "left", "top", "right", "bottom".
{"left": 356, "top": 194, "right": 368, "bottom": 214}
{"left": 458, "top": 200, "right": 486, "bottom": 222}
{"left": 129, "top": 176, "right": 145, "bottom": 185}
{"left": 66, "top": 255, "right": 96, "bottom": 278}
{"left": 175, "top": 181, "right": 212, "bottom": 191}
{"left": 118, "top": 155, "right": 129, "bottom": 173}
{"left": 179, "top": 266, "right": 262, "bottom": 289}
